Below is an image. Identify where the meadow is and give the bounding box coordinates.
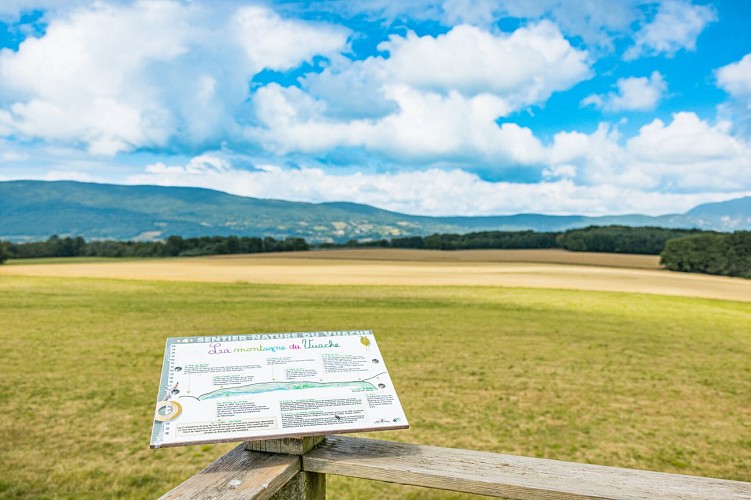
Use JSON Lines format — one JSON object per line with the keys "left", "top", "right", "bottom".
{"left": 0, "top": 252, "right": 750, "bottom": 498}
{"left": 2, "top": 249, "right": 749, "bottom": 302}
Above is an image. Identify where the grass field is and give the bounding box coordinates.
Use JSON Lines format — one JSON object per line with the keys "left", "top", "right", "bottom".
{"left": 2, "top": 249, "right": 750, "bottom": 302}
{"left": 4, "top": 257, "right": 142, "bottom": 266}
{"left": 1, "top": 256, "right": 750, "bottom": 498}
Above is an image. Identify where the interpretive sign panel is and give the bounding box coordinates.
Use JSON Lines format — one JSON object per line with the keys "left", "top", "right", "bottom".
{"left": 150, "top": 330, "right": 408, "bottom": 448}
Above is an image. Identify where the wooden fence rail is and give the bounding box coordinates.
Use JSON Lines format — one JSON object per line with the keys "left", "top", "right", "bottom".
{"left": 161, "top": 435, "right": 751, "bottom": 500}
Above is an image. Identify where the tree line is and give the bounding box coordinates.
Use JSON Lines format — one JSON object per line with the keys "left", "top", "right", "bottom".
{"left": 2, "top": 235, "right": 308, "bottom": 260}
{"left": 0, "top": 241, "right": 8, "bottom": 264}
{"left": 1, "top": 227, "right": 749, "bottom": 279}
{"left": 0, "top": 227, "right": 725, "bottom": 260}
{"left": 555, "top": 225, "right": 708, "bottom": 255}
{"left": 341, "top": 226, "right": 706, "bottom": 254}
{"left": 660, "top": 231, "right": 751, "bottom": 278}
{"left": 335, "top": 230, "right": 560, "bottom": 250}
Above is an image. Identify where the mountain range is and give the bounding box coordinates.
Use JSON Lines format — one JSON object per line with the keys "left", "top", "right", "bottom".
{"left": 1, "top": 180, "right": 749, "bottom": 243}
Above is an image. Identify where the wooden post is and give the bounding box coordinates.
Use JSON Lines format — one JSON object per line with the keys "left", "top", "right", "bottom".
{"left": 247, "top": 435, "right": 325, "bottom": 455}
{"left": 268, "top": 469, "right": 325, "bottom": 500}
{"left": 249, "top": 436, "right": 326, "bottom": 500}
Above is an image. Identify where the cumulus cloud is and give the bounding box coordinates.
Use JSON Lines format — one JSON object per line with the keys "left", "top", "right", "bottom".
{"left": 0, "top": 1, "right": 193, "bottom": 154}
{"left": 127, "top": 153, "right": 750, "bottom": 217}
{"left": 250, "top": 22, "right": 587, "bottom": 166}
{"left": 127, "top": 109, "right": 751, "bottom": 216}
{"left": 716, "top": 53, "right": 751, "bottom": 107}
{"left": 303, "top": 0, "right": 644, "bottom": 51}
{"left": 251, "top": 83, "right": 548, "bottom": 165}
{"left": 715, "top": 53, "right": 751, "bottom": 135}
{"left": 582, "top": 71, "right": 667, "bottom": 112}
{"left": 627, "top": 112, "right": 743, "bottom": 163}
{"left": 301, "top": 21, "right": 590, "bottom": 119}
{"left": 1, "top": 0, "right": 748, "bottom": 220}
{"left": 381, "top": 22, "right": 589, "bottom": 103}
{"left": 0, "top": 1, "right": 348, "bottom": 155}
{"left": 546, "top": 113, "right": 751, "bottom": 192}
{"left": 624, "top": 1, "right": 716, "bottom": 60}
{"left": 232, "top": 5, "right": 349, "bottom": 73}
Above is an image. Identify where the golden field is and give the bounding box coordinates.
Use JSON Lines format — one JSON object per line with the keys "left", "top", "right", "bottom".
{"left": 1, "top": 249, "right": 749, "bottom": 302}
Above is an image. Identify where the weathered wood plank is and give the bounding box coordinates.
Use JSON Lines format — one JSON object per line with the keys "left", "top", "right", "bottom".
{"left": 247, "top": 436, "right": 325, "bottom": 455}
{"left": 160, "top": 443, "right": 299, "bottom": 500}
{"left": 303, "top": 436, "right": 751, "bottom": 500}
{"left": 270, "top": 471, "right": 326, "bottom": 500}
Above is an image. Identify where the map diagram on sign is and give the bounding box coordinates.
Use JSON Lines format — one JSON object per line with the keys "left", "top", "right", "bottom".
{"left": 150, "top": 330, "right": 409, "bottom": 448}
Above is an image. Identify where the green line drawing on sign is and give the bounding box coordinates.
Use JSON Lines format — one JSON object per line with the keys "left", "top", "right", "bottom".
{"left": 198, "top": 379, "right": 377, "bottom": 400}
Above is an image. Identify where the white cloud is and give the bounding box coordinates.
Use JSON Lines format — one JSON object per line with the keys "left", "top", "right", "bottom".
{"left": 716, "top": 53, "right": 751, "bottom": 107}
{"left": 538, "top": 0, "right": 643, "bottom": 52}
{"left": 0, "top": 0, "right": 90, "bottom": 18}
{"left": 301, "top": 20, "right": 590, "bottom": 120}
{"left": 439, "top": 0, "right": 500, "bottom": 26}
{"left": 232, "top": 5, "right": 349, "bottom": 73}
{"left": 542, "top": 164, "right": 577, "bottom": 180}
{"left": 127, "top": 154, "right": 751, "bottom": 217}
{"left": 549, "top": 123, "right": 631, "bottom": 185}
{"left": 145, "top": 154, "right": 232, "bottom": 176}
{"left": 1, "top": 0, "right": 747, "bottom": 220}
{"left": 545, "top": 113, "right": 751, "bottom": 192}
{"left": 627, "top": 112, "right": 744, "bottom": 163}
{"left": 0, "top": 1, "right": 348, "bottom": 155}
{"left": 303, "top": 57, "right": 398, "bottom": 120}
{"left": 622, "top": 113, "right": 750, "bottom": 191}
{"left": 582, "top": 71, "right": 666, "bottom": 112}
{"left": 624, "top": 1, "right": 716, "bottom": 60}
{"left": 0, "top": 1, "right": 192, "bottom": 154}
{"left": 381, "top": 22, "right": 590, "bottom": 104}
{"left": 305, "top": 0, "right": 644, "bottom": 51}
{"left": 250, "top": 21, "right": 586, "bottom": 166}
{"left": 251, "top": 83, "right": 547, "bottom": 165}
{"left": 42, "top": 169, "right": 98, "bottom": 182}
{"left": 0, "top": 148, "right": 29, "bottom": 162}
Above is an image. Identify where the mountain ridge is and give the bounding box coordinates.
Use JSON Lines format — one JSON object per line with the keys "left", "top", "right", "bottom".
{"left": 1, "top": 180, "right": 748, "bottom": 242}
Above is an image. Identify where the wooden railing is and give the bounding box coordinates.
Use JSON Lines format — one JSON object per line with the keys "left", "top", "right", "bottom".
{"left": 161, "top": 435, "right": 751, "bottom": 499}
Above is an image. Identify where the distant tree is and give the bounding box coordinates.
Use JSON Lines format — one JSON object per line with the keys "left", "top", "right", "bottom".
{"left": 724, "top": 231, "right": 751, "bottom": 278}
{"left": 164, "top": 236, "right": 185, "bottom": 256}
{"left": 403, "top": 231, "right": 560, "bottom": 251}
{"left": 0, "top": 240, "right": 9, "bottom": 264}
{"left": 390, "top": 236, "right": 424, "bottom": 248}
{"left": 8, "top": 234, "right": 312, "bottom": 260}
{"left": 661, "top": 231, "right": 751, "bottom": 278}
{"left": 86, "top": 240, "right": 125, "bottom": 257}
{"left": 558, "top": 226, "right": 709, "bottom": 255}
{"left": 660, "top": 234, "right": 727, "bottom": 274}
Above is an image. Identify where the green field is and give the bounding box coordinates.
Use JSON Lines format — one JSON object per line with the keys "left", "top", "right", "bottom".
{"left": 1, "top": 275, "right": 750, "bottom": 498}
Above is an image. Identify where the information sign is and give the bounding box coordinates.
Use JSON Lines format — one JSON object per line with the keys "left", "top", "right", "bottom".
{"left": 150, "top": 330, "right": 408, "bottom": 448}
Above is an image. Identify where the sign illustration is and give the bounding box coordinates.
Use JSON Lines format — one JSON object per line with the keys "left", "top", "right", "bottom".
{"left": 150, "top": 330, "right": 408, "bottom": 448}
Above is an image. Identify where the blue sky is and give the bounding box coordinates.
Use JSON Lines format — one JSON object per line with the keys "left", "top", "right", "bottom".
{"left": 0, "top": 0, "right": 750, "bottom": 216}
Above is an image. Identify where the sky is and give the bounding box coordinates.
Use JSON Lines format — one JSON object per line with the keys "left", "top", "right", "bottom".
{"left": 0, "top": 0, "right": 750, "bottom": 216}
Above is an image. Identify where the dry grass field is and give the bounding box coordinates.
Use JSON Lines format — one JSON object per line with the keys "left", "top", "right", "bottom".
{"left": 1, "top": 248, "right": 749, "bottom": 302}
{"left": 1, "top": 249, "right": 750, "bottom": 498}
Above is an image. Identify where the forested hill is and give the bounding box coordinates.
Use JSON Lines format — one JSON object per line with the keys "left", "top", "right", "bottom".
{"left": 1, "top": 180, "right": 749, "bottom": 242}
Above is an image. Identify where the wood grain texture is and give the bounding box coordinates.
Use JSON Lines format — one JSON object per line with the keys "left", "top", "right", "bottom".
{"left": 303, "top": 436, "right": 751, "bottom": 500}
{"left": 269, "top": 471, "right": 325, "bottom": 500}
{"left": 160, "top": 443, "right": 300, "bottom": 500}
{"left": 247, "top": 436, "right": 325, "bottom": 455}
